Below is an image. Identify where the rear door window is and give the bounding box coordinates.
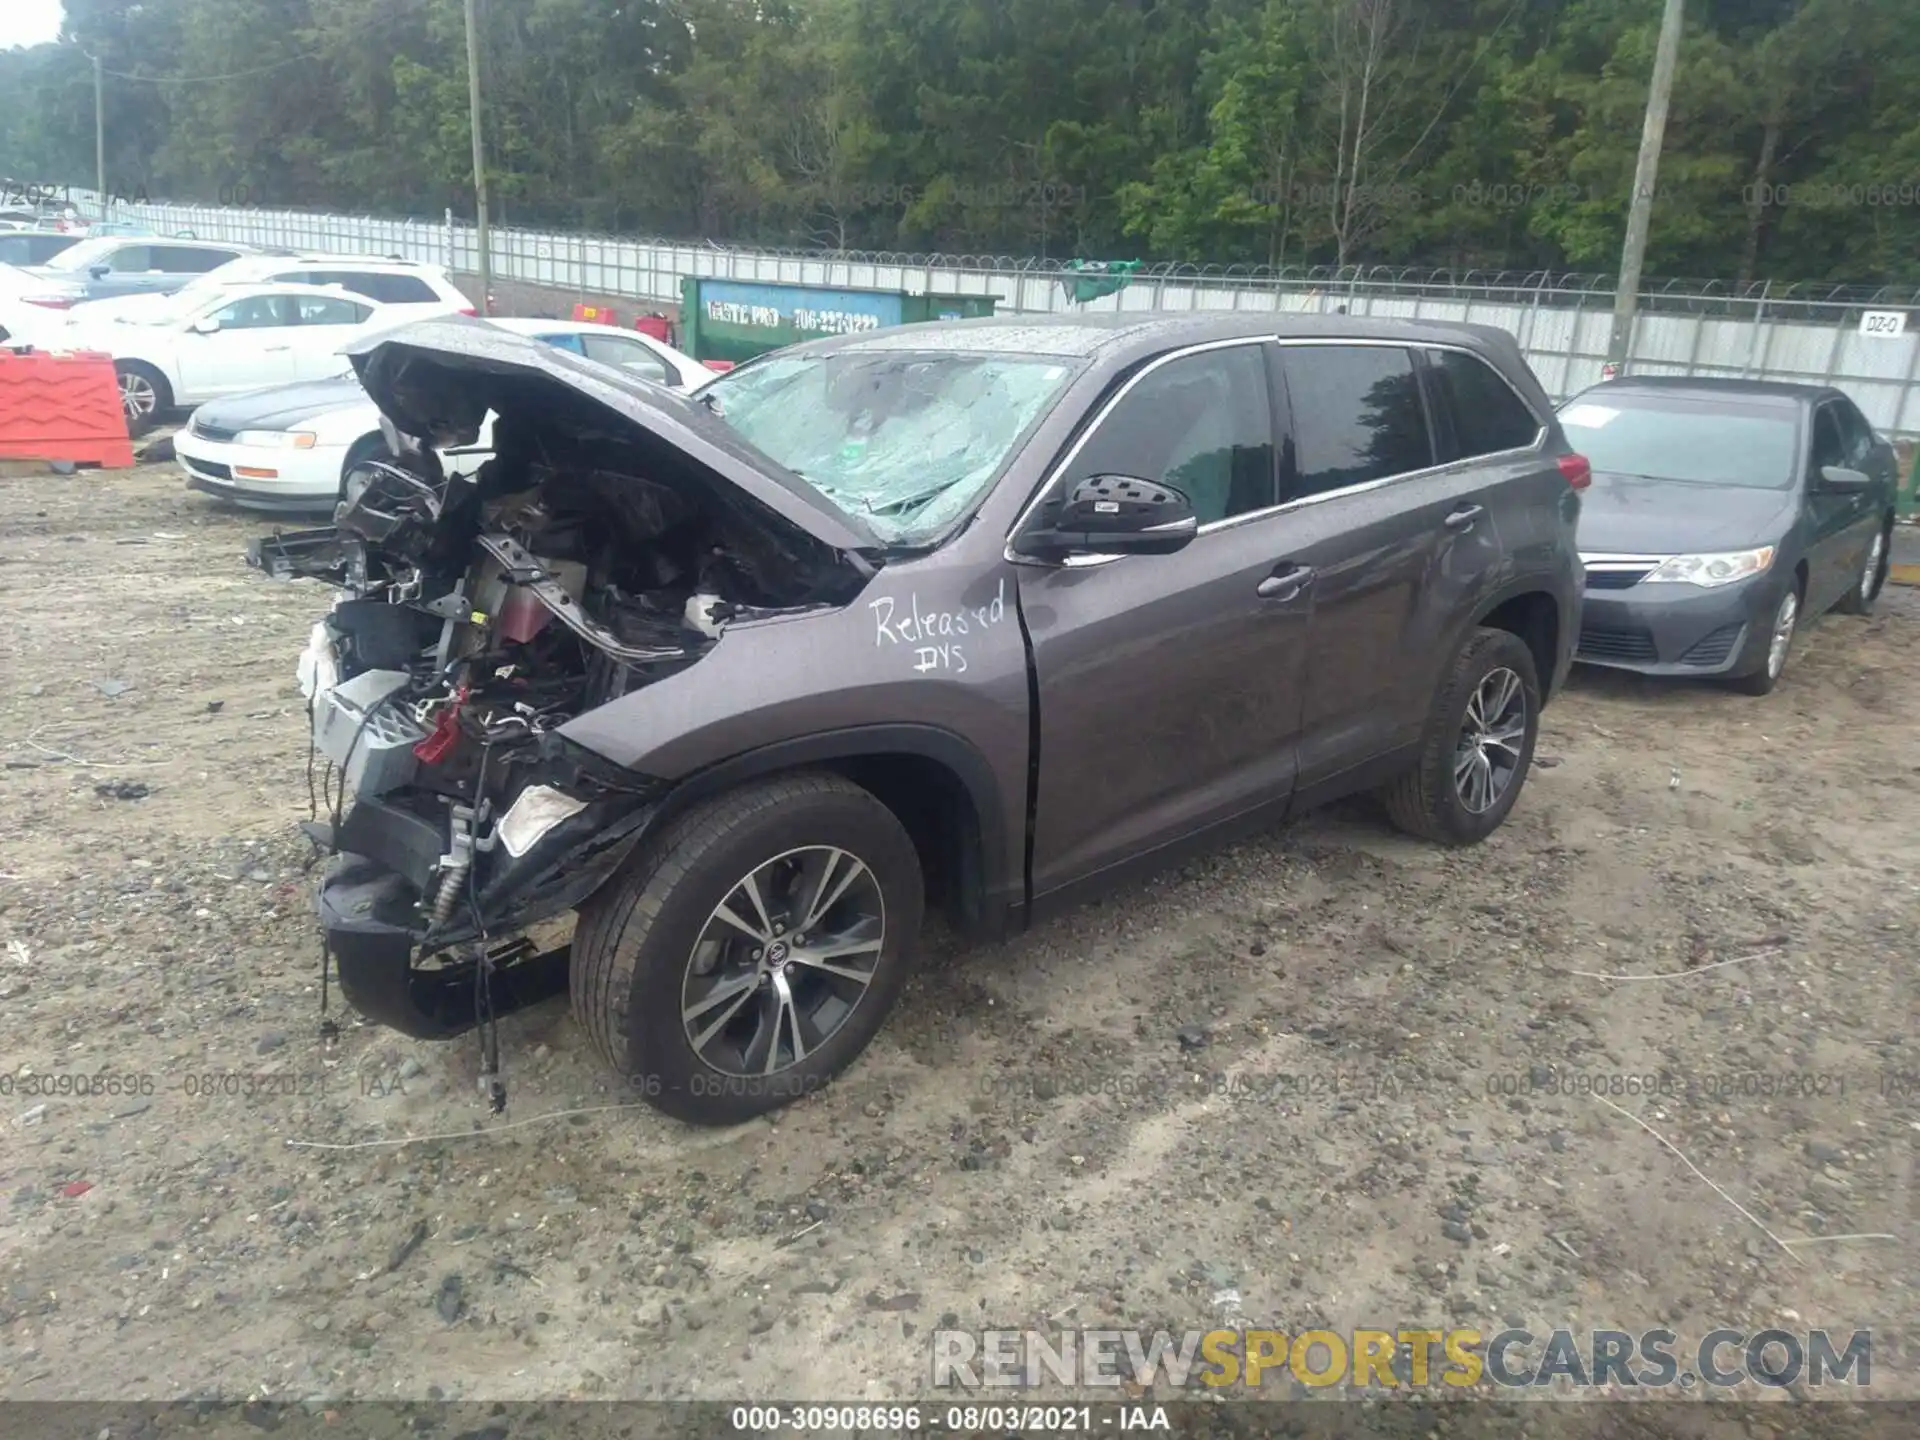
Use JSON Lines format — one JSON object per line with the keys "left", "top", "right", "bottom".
{"left": 294, "top": 295, "right": 373, "bottom": 325}
{"left": 211, "top": 293, "right": 298, "bottom": 329}
{"left": 580, "top": 332, "right": 676, "bottom": 384}
{"left": 533, "top": 331, "right": 587, "bottom": 355}
{"left": 158, "top": 246, "right": 239, "bottom": 273}
{"left": 1424, "top": 348, "right": 1541, "bottom": 459}
{"left": 104, "top": 245, "right": 155, "bottom": 273}
{"left": 1279, "top": 345, "right": 1434, "bottom": 500}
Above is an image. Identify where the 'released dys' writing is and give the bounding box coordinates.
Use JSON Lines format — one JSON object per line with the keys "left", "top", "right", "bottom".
{"left": 870, "top": 579, "right": 1008, "bottom": 673}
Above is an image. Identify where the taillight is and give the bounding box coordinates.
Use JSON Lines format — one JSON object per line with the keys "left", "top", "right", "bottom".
{"left": 23, "top": 297, "right": 75, "bottom": 310}
{"left": 457, "top": 306, "right": 477, "bottom": 316}
{"left": 1557, "top": 453, "right": 1592, "bottom": 491}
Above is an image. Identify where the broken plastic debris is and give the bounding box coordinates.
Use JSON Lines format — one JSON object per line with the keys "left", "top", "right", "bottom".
{"left": 92, "top": 678, "right": 132, "bottom": 698}
{"left": 60, "top": 1180, "right": 93, "bottom": 1198}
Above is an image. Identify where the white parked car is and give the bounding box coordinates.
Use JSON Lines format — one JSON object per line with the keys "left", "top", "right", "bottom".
{"left": 175, "top": 317, "right": 712, "bottom": 512}
{"left": 68, "top": 254, "right": 474, "bottom": 326}
{"left": 68, "top": 281, "right": 465, "bottom": 435}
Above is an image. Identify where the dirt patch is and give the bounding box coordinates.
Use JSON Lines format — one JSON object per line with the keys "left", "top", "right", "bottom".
{"left": 1, "top": 461, "right": 1915, "bottom": 1407}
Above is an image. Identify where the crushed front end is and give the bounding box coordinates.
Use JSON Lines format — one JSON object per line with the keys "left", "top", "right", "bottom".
{"left": 246, "top": 324, "right": 877, "bottom": 1055}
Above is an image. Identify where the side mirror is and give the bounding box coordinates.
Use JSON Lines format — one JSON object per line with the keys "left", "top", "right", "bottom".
{"left": 190, "top": 316, "right": 220, "bottom": 334}
{"left": 1817, "top": 465, "right": 1870, "bottom": 494}
{"left": 1014, "top": 474, "right": 1199, "bottom": 558}
{"left": 88, "top": 264, "right": 110, "bottom": 278}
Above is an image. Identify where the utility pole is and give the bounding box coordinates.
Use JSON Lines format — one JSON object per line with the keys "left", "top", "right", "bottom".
{"left": 463, "top": 0, "right": 492, "bottom": 316}
{"left": 93, "top": 53, "right": 106, "bottom": 217}
{"left": 1605, "top": 0, "right": 1685, "bottom": 374}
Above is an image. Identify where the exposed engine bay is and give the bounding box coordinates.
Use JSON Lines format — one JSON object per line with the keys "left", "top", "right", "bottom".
{"left": 248, "top": 345, "right": 875, "bottom": 957}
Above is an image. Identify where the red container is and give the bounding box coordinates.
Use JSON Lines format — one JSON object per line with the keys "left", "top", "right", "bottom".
{"left": 571, "top": 303, "right": 619, "bottom": 326}
{"left": 633, "top": 314, "right": 671, "bottom": 343}
{"left": 0, "top": 348, "right": 135, "bottom": 468}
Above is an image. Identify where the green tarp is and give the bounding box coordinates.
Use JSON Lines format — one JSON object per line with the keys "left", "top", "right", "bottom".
{"left": 1060, "top": 259, "right": 1142, "bottom": 305}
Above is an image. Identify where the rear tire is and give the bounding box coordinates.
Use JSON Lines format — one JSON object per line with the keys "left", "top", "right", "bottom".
{"left": 571, "top": 772, "right": 923, "bottom": 1126}
{"left": 115, "top": 361, "right": 171, "bottom": 439}
{"left": 1834, "top": 516, "right": 1891, "bottom": 616}
{"left": 1381, "top": 627, "right": 1540, "bottom": 845}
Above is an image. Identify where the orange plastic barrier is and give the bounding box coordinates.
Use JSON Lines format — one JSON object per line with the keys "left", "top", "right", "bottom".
{"left": 571, "top": 303, "right": 620, "bottom": 326}
{"left": 633, "top": 314, "right": 671, "bottom": 343}
{"left": 0, "top": 348, "right": 134, "bottom": 468}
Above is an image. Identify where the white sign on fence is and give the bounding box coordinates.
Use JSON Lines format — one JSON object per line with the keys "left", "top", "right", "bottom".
{"left": 1859, "top": 310, "right": 1908, "bottom": 338}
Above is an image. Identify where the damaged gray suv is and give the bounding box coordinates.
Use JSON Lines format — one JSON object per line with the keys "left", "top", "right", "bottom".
{"left": 250, "top": 312, "right": 1586, "bottom": 1125}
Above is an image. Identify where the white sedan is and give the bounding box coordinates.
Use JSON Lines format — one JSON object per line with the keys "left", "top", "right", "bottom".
{"left": 176, "top": 317, "right": 714, "bottom": 513}
{"left": 65, "top": 282, "right": 462, "bottom": 435}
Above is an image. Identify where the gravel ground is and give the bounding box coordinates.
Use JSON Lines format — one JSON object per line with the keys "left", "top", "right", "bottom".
{"left": 1, "top": 460, "right": 1915, "bottom": 1418}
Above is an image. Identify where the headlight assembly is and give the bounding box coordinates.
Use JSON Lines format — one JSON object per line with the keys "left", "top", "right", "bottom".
{"left": 1643, "top": 547, "right": 1775, "bottom": 587}
{"left": 234, "top": 429, "right": 318, "bottom": 449}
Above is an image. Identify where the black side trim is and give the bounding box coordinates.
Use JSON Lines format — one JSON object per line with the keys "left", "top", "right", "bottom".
{"left": 651, "top": 724, "right": 1018, "bottom": 936}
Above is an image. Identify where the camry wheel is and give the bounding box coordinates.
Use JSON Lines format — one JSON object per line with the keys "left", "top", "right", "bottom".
{"left": 1380, "top": 626, "right": 1541, "bottom": 845}
{"left": 1835, "top": 519, "right": 1890, "bottom": 616}
{"left": 1728, "top": 585, "right": 1798, "bottom": 695}
{"left": 114, "top": 361, "right": 170, "bottom": 439}
{"left": 571, "top": 772, "right": 923, "bottom": 1125}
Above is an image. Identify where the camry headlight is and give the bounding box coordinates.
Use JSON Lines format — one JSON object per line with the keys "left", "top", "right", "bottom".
{"left": 234, "top": 429, "right": 318, "bottom": 449}
{"left": 1643, "top": 547, "right": 1775, "bottom": 587}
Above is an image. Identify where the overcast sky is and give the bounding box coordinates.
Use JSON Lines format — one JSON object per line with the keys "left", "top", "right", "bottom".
{"left": 2, "top": 0, "right": 65, "bottom": 49}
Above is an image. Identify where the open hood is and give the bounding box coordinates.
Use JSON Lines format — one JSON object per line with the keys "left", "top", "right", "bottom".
{"left": 344, "top": 315, "right": 883, "bottom": 556}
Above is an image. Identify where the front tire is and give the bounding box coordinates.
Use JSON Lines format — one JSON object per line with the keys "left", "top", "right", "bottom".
{"left": 571, "top": 772, "right": 924, "bottom": 1126}
{"left": 337, "top": 433, "right": 393, "bottom": 508}
{"left": 1727, "top": 583, "right": 1799, "bottom": 696}
{"left": 1381, "top": 627, "right": 1541, "bottom": 845}
{"left": 1834, "top": 517, "right": 1891, "bottom": 616}
{"left": 115, "top": 361, "right": 171, "bottom": 439}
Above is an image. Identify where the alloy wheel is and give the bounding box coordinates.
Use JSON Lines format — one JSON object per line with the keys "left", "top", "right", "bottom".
{"left": 680, "top": 846, "right": 885, "bottom": 1078}
{"left": 1767, "top": 591, "right": 1798, "bottom": 678}
{"left": 118, "top": 372, "right": 157, "bottom": 425}
{"left": 1453, "top": 666, "right": 1527, "bottom": 815}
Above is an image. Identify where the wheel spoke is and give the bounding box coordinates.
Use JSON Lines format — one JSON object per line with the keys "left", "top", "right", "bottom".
{"left": 772, "top": 973, "right": 806, "bottom": 1070}
{"left": 712, "top": 898, "right": 772, "bottom": 944}
{"left": 1484, "top": 670, "right": 1520, "bottom": 723}
{"left": 789, "top": 951, "right": 879, "bottom": 983}
{"left": 798, "top": 937, "right": 882, "bottom": 964}
{"left": 685, "top": 973, "right": 760, "bottom": 1052}
{"left": 1483, "top": 716, "right": 1527, "bottom": 754}
{"left": 802, "top": 851, "right": 868, "bottom": 931}
{"left": 739, "top": 868, "right": 777, "bottom": 938}
{"left": 1454, "top": 746, "right": 1480, "bottom": 787}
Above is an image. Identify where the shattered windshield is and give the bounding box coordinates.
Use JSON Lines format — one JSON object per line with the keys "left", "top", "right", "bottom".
{"left": 705, "top": 350, "right": 1075, "bottom": 544}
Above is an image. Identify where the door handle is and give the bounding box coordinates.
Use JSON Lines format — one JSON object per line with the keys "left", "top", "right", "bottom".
{"left": 1444, "top": 504, "right": 1485, "bottom": 531}
{"left": 263, "top": 345, "right": 291, "bottom": 352}
{"left": 1256, "top": 564, "right": 1315, "bottom": 601}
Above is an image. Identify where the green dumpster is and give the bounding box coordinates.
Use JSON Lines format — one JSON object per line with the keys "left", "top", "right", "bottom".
{"left": 679, "top": 278, "right": 999, "bottom": 367}
{"left": 1898, "top": 443, "right": 1918, "bottom": 523}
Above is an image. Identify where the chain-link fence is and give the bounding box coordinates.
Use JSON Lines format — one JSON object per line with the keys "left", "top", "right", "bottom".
{"left": 99, "top": 195, "right": 1920, "bottom": 437}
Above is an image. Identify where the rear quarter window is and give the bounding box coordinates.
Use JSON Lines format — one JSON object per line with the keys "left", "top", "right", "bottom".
{"left": 361, "top": 274, "right": 439, "bottom": 303}
{"left": 1426, "top": 349, "right": 1542, "bottom": 459}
